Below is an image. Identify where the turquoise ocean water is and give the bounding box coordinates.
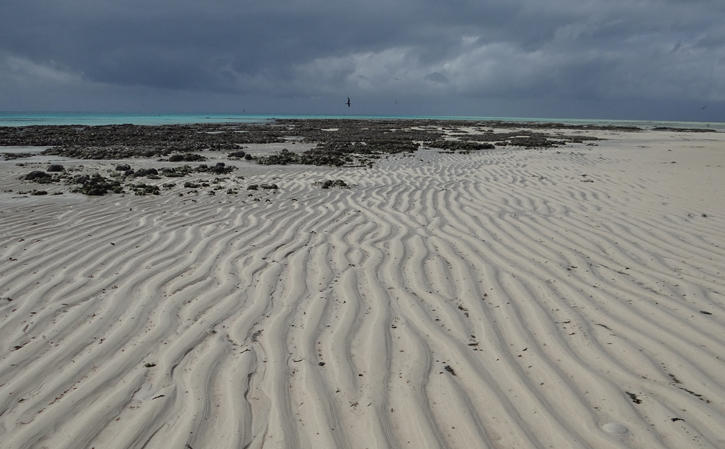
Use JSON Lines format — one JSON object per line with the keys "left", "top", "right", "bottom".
{"left": 0, "top": 112, "right": 723, "bottom": 131}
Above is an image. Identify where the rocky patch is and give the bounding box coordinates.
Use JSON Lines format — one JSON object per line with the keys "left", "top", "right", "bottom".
{"left": 0, "top": 119, "right": 625, "bottom": 167}
{"left": 314, "top": 179, "right": 350, "bottom": 189}
{"left": 71, "top": 174, "right": 123, "bottom": 195}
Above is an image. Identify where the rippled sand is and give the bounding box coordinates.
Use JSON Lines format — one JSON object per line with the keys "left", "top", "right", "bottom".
{"left": 1, "top": 129, "right": 724, "bottom": 448}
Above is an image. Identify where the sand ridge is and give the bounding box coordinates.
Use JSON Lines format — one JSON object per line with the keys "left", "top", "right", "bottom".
{"left": 1, "top": 129, "right": 724, "bottom": 448}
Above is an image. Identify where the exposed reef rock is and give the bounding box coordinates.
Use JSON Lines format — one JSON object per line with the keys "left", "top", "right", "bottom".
{"left": 19, "top": 162, "right": 241, "bottom": 196}
{"left": 23, "top": 171, "right": 54, "bottom": 183}
{"left": 652, "top": 127, "right": 717, "bottom": 133}
{"left": 0, "top": 118, "right": 646, "bottom": 167}
{"left": 428, "top": 141, "right": 496, "bottom": 151}
{"left": 70, "top": 174, "right": 123, "bottom": 195}
{"left": 315, "top": 179, "right": 350, "bottom": 189}
{"left": 168, "top": 153, "right": 206, "bottom": 162}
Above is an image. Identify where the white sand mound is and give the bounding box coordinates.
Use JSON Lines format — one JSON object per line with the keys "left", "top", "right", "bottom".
{"left": 602, "top": 422, "right": 629, "bottom": 435}
{"left": 1, "top": 129, "right": 724, "bottom": 448}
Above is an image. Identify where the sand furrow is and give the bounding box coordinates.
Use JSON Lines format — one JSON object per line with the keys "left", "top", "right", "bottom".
{"left": 1, "top": 130, "right": 724, "bottom": 448}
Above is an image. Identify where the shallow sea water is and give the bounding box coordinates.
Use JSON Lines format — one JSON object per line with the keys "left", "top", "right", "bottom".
{"left": 1, "top": 112, "right": 723, "bottom": 130}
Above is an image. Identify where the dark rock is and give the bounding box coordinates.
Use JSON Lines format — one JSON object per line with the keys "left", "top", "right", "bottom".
{"left": 247, "top": 184, "right": 258, "bottom": 190}
{"left": 1, "top": 152, "right": 34, "bottom": 161}
{"left": 260, "top": 184, "right": 279, "bottom": 190}
{"left": 429, "top": 141, "right": 495, "bottom": 151}
{"left": 228, "top": 151, "right": 246, "bottom": 158}
{"left": 212, "top": 162, "right": 228, "bottom": 174}
{"left": 128, "top": 183, "right": 160, "bottom": 195}
{"left": 24, "top": 171, "right": 53, "bottom": 182}
{"left": 244, "top": 154, "right": 253, "bottom": 160}
{"left": 47, "top": 164, "right": 65, "bottom": 172}
{"left": 194, "top": 162, "right": 235, "bottom": 174}
{"left": 653, "top": 127, "right": 717, "bottom": 133}
{"left": 317, "top": 179, "right": 349, "bottom": 189}
{"left": 133, "top": 168, "right": 159, "bottom": 177}
{"left": 115, "top": 164, "right": 132, "bottom": 171}
{"left": 160, "top": 165, "right": 193, "bottom": 177}
{"left": 169, "top": 153, "right": 205, "bottom": 162}
{"left": 71, "top": 173, "right": 123, "bottom": 195}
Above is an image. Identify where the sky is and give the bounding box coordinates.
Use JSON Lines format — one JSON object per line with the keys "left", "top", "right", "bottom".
{"left": 1, "top": 0, "right": 724, "bottom": 121}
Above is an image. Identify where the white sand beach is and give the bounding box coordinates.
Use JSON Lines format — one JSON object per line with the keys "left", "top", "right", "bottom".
{"left": 1, "top": 127, "right": 724, "bottom": 448}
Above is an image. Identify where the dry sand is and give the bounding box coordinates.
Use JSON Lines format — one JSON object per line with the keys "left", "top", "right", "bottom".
{"left": 1, "top": 128, "right": 724, "bottom": 448}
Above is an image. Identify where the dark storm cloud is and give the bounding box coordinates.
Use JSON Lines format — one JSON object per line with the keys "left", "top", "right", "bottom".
{"left": 1, "top": 0, "right": 724, "bottom": 120}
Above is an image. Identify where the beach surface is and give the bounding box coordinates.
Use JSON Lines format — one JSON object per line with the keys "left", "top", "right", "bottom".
{"left": 1, "top": 125, "right": 724, "bottom": 448}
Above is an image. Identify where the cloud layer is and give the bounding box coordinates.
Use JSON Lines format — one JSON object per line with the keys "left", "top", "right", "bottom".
{"left": 1, "top": 0, "right": 724, "bottom": 120}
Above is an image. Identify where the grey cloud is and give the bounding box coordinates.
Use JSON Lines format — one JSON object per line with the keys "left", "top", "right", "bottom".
{"left": 0, "top": 0, "right": 723, "bottom": 120}
{"left": 425, "top": 72, "right": 448, "bottom": 84}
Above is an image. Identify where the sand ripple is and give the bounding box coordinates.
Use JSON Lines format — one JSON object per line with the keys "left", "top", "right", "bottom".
{"left": 1, "top": 140, "right": 724, "bottom": 448}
